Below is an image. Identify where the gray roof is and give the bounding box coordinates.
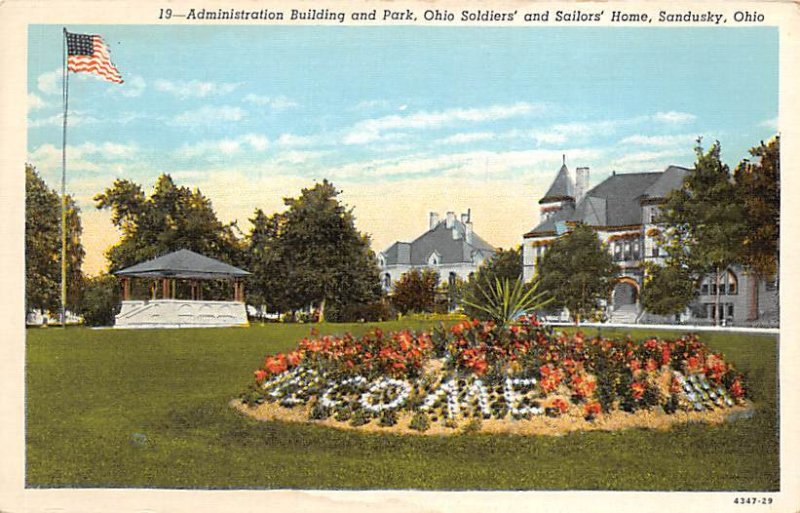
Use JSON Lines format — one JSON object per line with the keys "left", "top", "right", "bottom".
{"left": 525, "top": 166, "right": 688, "bottom": 237}
{"left": 382, "top": 219, "right": 495, "bottom": 266}
{"left": 539, "top": 163, "right": 574, "bottom": 203}
{"left": 115, "top": 249, "right": 250, "bottom": 279}
{"left": 642, "top": 165, "right": 690, "bottom": 199}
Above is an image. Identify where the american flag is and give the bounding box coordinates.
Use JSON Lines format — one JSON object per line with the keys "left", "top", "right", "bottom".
{"left": 66, "top": 32, "right": 123, "bottom": 84}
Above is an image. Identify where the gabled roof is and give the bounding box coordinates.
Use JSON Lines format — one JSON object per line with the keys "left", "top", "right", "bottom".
{"left": 115, "top": 249, "right": 250, "bottom": 279}
{"left": 580, "top": 172, "right": 662, "bottom": 227}
{"left": 525, "top": 166, "right": 688, "bottom": 238}
{"left": 642, "top": 165, "right": 690, "bottom": 199}
{"left": 382, "top": 219, "right": 495, "bottom": 266}
{"left": 539, "top": 163, "right": 574, "bottom": 204}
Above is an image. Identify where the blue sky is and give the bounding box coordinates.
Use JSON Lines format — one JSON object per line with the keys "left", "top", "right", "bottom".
{"left": 27, "top": 25, "right": 778, "bottom": 274}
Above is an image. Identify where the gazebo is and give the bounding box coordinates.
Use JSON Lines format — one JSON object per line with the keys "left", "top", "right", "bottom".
{"left": 113, "top": 249, "right": 250, "bottom": 328}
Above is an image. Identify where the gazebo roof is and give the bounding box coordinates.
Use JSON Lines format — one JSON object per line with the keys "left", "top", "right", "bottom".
{"left": 115, "top": 249, "right": 250, "bottom": 279}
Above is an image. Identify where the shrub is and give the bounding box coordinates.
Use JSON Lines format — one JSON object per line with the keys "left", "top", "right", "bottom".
{"left": 79, "top": 274, "right": 120, "bottom": 326}
{"left": 409, "top": 412, "right": 431, "bottom": 432}
{"left": 460, "top": 277, "right": 552, "bottom": 326}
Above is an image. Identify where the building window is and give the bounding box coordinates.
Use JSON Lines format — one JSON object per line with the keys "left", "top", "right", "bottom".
{"left": 632, "top": 241, "right": 640, "bottom": 260}
{"left": 651, "top": 246, "right": 659, "bottom": 258}
{"left": 726, "top": 270, "right": 738, "bottom": 295}
{"left": 727, "top": 304, "right": 734, "bottom": 319}
{"left": 701, "top": 282, "right": 709, "bottom": 295}
{"left": 614, "top": 244, "right": 621, "bottom": 261}
{"left": 383, "top": 273, "right": 391, "bottom": 290}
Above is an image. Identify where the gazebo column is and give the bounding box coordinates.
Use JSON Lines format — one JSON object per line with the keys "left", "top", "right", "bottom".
{"left": 162, "top": 278, "right": 169, "bottom": 299}
{"left": 121, "top": 278, "right": 130, "bottom": 301}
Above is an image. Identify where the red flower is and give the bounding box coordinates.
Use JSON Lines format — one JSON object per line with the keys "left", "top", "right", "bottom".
{"left": 661, "top": 346, "right": 671, "bottom": 366}
{"left": 264, "top": 354, "right": 288, "bottom": 375}
{"left": 584, "top": 402, "right": 602, "bottom": 417}
{"left": 254, "top": 369, "right": 268, "bottom": 382}
{"left": 730, "top": 379, "right": 745, "bottom": 399}
{"left": 645, "top": 358, "right": 659, "bottom": 372}
{"left": 551, "top": 398, "right": 569, "bottom": 414}
{"left": 631, "top": 382, "right": 646, "bottom": 400}
{"left": 629, "top": 359, "right": 641, "bottom": 372}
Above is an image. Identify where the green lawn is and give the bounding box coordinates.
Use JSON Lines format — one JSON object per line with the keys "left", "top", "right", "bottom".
{"left": 26, "top": 322, "right": 779, "bottom": 490}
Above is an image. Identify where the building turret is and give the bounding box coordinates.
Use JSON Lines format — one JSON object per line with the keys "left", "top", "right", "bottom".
{"left": 539, "top": 155, "right": 576, "bottom": 223}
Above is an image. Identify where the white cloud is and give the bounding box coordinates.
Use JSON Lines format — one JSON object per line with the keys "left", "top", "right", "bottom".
{"left": 530, "top": 131, "right": 568, "bottom": 145}
{"left": 170, "top": 105, "right": 247, "bottom": 127}
{"left": 28, "top": 141, "right": 139, "bottom": 173}
{"left": 343, "top": 102, "right": 545, "bottom": 145}
{"left": 653, "top": 111, "right": 696, "bottom": 124}
{"left": 241, "top": 94, "right": 298, "bottom": 110}
{"left": 323, "top": 148, "right": 603, "bottom": 181}
{"left": 175, "top": 133, "right": 270, "bottom": 158}
{"left": 155, "top": 79, "right": 240, "bottom": 99}
{"left": 114, "top": 75, "right": 146, "bottom": 98}
{"left": 610, "top": 149, "right": 686, "bottom": 168}
{"left": 276, "top": 133, "right": 316, "bottom": 147}
{"left": 37, "top": 68, "right": 62, "bottom": 95}
{"left": 760, "top": 117, "right": 778, "bottom": 131}
{"left": 438, "top": 132, "right": 496, "bottom": 145}
{"left": 28, "top": 93, "right": 47, "bottom": 111}
{"left": 28, "top": 110, "right": 101, "bottom": 128}
{"left": 620, "top": 133, "right": 697, "bottom": 147}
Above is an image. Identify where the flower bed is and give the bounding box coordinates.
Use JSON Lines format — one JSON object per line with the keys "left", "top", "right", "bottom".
{"left": 236, "top": 319, "right": 750, "bottom": 435}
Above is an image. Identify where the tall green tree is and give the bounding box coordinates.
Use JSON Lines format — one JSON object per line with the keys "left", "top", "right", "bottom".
{"left": 461, "top": 247, "right": 522, "bottom": 319}
{"left": 734, "top": 136, "right": 780, "bottom": 320}
{"left": 95, "top": 174, "right": 242, "bottom": 272}
{"left": 246, "top": 180, "right": 380, "bottom": 320}
{"left": 25, "top": 164, "right": 84, "bottom": 316}
{"left": 537, "top": 224, "right": 619, "bottom": 323}
{"left": 660, "top": 140, "right": 747, "bottom": 325}
{"left": 245, "top": 208, "right": 291, "bottom": 315}
{"left": 641, "top": 262, "right": 696, "bottom": 317}
{"left": 390, "top": 268, "right": 439, "bottom": 315}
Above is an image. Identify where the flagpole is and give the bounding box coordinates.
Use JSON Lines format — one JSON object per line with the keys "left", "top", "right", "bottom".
{"left": 61, "top": 27, "right": 70, "bottom": 327}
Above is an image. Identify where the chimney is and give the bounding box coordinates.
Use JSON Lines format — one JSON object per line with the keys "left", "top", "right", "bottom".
{"left": 429, "top": 212, "right": 440, "bottom": 230}
{"left": 575, "top": 167, "right": 590, "bottom": 202}
{"left": 445, "top": 211, "right": 456, "bottom": 229}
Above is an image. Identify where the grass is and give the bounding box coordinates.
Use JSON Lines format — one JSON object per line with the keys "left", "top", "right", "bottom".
{"left": 26, "top": 322, "right": 779, "bottom": 490}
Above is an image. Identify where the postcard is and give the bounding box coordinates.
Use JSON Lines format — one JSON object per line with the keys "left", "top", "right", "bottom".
{"left": 1, "top": 0, "right": 798, "bottom": 512}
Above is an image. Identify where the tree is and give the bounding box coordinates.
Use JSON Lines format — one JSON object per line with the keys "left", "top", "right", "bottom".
{"left": 641, "top": 262, "right": 696, "bottom": 317}
{"left": 734, "top": 136, "right": 780, "bottom": 320}
{"left": 95, "top": 174, "right": 242, "bottom": 272}
{"left": 461, "top": 247, "right": 522, "bottom": 319}
{"left": 390, "top": 268, "right": 439, "bottom": 315}
{"left": 660, "top": 140, "right": 747, "bottom": 325}
{"left": 537, "top": 223, "right": 619, "bottom": 323}
{"left": 246, "top": 180, "right": 381, "bottom": 320}
{"left": 79, "top": 274, "right": 120, "bottom": 326}
{"left": 245, "top": 208, "right": 290, "bottom": 315}
{"left": 25, "top": 164, "right": 84, "bottom": 316}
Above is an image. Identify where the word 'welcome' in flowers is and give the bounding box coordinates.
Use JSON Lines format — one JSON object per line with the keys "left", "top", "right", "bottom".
{"left": 242, "top": 318, "right": 748, "bottom": 431}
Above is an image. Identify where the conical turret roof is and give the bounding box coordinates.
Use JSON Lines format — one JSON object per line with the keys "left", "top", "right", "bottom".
{"left": 539, "top": 161, "right": 575, "bottom": 204}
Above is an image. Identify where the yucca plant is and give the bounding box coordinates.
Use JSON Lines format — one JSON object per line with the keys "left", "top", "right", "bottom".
{"left": 460, "top": 277, "right": 553, "bottom": 326}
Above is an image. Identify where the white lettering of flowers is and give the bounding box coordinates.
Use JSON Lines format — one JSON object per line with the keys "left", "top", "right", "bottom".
{"left": 359, "top": 378, "right": 412, "bottom": 413}
{"left": 504, "top": 377, "right": 544, "bottom": 416}
{"left": 464, "top": 379, "right": 491, "bottom": 416}
{"left": 420, "top": 378, "right": 460, "bottom": 419}
{"left": 319, "top": 376, "right": 367, "bottom": 409}
{"left": 266, "top": 368, "right": 319, "bottom": 406}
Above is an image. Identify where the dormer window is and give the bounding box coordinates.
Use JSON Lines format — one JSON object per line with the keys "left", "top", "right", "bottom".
{"left": 428, "top": 252, "right": 441, "bottom": 266}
